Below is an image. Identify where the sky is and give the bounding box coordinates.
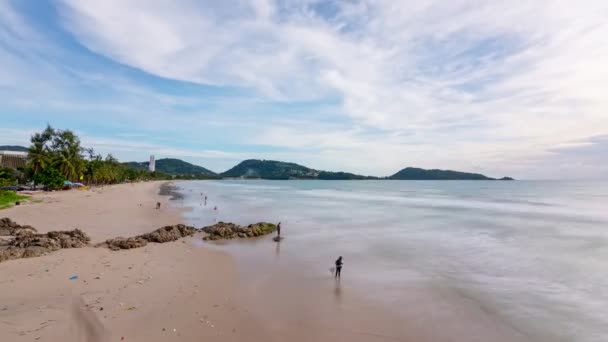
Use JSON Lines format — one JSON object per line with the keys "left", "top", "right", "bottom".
{"left": 1, "top": 0, "right": 607, "bottom": 179}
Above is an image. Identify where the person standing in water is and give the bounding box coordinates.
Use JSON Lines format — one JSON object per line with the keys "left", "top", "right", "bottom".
{"left": 335, "top": 256, "right": 343, "bottom": 279}
{"left": 277, "top": 222, "right": 281, "bottom": 237}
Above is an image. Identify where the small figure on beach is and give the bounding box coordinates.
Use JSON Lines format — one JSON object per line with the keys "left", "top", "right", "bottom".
{"left": 213, "top": 206, "right": 217, "bottom": 211}
{"left": 156, "top": 202, "right": 161, "bottom": 210}
{"left": 205, "top": 196, "right": 207, "bottom": 206}
{"left": 277, "top": 222, "right": 281, "bottom": 237}
{"left": 335, "top": 256, "right": 343, "bottom": 279}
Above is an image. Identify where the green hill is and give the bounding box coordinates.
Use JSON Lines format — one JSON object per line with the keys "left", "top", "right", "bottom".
{"left": 220, "top": 159, "right": 318, "bottom": 179}
{"left": 125, "top": 158, "right": 512, "bottom": 181}
{"left": 0, "top": 145, "right": 28, "bottom": 152}
{"left": 124, "top": 158, "right": 217, "bottom": 176}
{"left": 220, "top": 159, "right": 376, "bottom": 180}
{"left": 389, "top": 167, "right": 503, "bottom": 180}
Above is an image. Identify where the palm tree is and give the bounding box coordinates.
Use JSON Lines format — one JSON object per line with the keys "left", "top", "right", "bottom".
{"left": 51, "top": 129, "right": 84, "bottom": 181}
{"left": 27, "top": 125, "right": 55, "bottom": 187}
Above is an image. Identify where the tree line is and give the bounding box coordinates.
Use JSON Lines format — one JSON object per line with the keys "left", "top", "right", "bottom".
{"left": 1, "top": 126, "right": 171, "bottom": 189}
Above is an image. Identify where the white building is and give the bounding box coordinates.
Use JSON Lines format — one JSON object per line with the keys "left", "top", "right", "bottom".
{"left": 149, "top": 155, "right": 156, "bottom": 172}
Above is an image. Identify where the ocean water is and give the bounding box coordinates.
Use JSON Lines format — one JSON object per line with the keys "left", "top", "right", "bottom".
{"left": 176, "top": 180, "right": 608, "bottom": 342}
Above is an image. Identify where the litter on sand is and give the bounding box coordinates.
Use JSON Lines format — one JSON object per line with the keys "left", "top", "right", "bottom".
{"left": 69, "top": 275, "right": 79, "bottom": 280}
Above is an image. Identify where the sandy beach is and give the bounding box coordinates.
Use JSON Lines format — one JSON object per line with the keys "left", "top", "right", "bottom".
{"left": 0, "top": 182, "right": 249, "bottom": 341}
{"left": 0, "top": 182, "right": 533, "bottom": 342}
{"left": 0, "top": 182, "right": 402, "bottom": 342}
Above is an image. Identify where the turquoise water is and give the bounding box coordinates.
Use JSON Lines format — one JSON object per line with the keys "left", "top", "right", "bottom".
{"left": 177, "top": 180, "right": 608, "bottom": 342}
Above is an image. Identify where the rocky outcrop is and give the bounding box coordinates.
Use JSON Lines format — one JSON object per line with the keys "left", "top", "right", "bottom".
{"left": 105, "top": 224, "right": 197, "bottom": 251}
{"left": 0, "top": 217, "right": 276, "bottom": 262}
{"left": 0, "top": 228, "right": 90, "bottom": 263}
{"left": 105, "top": 237, "right": 149, "bottom": 251}
{"left": 139, "top": 224, "right": 197, "bottom": 243}
{"left": 202, "top": 222, "right": 277, "bottom": 240}
{"left": 0, "top": 217, "right": 37, "bottom": 236}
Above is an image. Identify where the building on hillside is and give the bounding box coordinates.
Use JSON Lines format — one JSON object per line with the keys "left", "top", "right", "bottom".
{"left": 149, "top": 155, "right": 155, "bottom": 172}
{"left": 0, "top": 151, "right": 27, "bottom": 169}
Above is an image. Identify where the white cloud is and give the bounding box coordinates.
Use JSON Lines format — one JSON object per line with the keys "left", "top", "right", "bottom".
{"left": 57, "top": 1, "right": 608, "bottom": 127}
{"left": 2, "top": 1, "right": 607, "bottom": 178}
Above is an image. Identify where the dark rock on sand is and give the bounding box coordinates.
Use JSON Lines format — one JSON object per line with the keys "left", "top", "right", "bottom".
{"left": 105, "top": 224, "right": 197, "bottom": 250}
{"left": 105, "top": 237, "right": 149, "bottom": 251}
{"left": 0, "top": 217, "right": 37, "bottom": 236}
{"left": 13, "top": 229, "right": 90, "bottom": 249}
{"left": 0, "top": 228, "right": 90, "bottom": 263}
{"left": 139, "top": 224, "right": 197, "bottom": 243}
{"left": 202, "top": 222, "right": 277, "bottom": 241}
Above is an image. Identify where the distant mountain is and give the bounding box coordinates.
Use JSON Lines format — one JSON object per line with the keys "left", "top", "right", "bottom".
{"left": 0, "top": 145, "right": 28, "bottom": 152}
{"left": 389, "top": 167, "right": 511, "bottom": 180}
{"left": 124, "top": 158, "right": 217, "bottom": 176}
{"left": 221, "top": 159, "right": 318, "bottom": 179}
{"left": 122, "top": 158, "right": 512, "bottom": 181}
{"left": 220, "top": 159, "right": 376, "bottom": 180}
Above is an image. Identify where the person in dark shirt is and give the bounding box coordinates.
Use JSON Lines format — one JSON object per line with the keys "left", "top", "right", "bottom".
{"left": 335, "top": 256, "right": 343, "bottom": 279}
{"left": 277, "top": 222, "right": 281, "bottom": 237}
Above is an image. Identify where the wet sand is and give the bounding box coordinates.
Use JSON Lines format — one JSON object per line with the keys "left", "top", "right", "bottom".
{"left": 0, "top": 182, "right": 530, "bottom": 341}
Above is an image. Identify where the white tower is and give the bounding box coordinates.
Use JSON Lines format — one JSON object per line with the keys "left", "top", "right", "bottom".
{"left": 149, "top": 155, "right": 156, "bottom": 172}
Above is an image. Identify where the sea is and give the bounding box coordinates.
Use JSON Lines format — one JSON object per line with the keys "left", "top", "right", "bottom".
{"left": 174, "top": 180, "right": 608, "bottom": 342}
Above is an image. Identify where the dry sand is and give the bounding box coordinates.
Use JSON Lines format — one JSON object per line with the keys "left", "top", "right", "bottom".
{"left": 0, "top": 182, "right": 253, "bottom": 342}
{"left": 0, "top": 182, "right": 530, "bottom": 342}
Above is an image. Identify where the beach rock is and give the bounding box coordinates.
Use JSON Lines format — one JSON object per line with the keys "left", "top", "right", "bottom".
{"left": 139, "top": 224, "right": 197, "bottom": 243}
{"left": 0, "top": 217, "right": 37, "bottom": 236}
{"left": 104, "top": 224, "right": 197, "bottom": 251}
{"left": 105, "top": 237, "right": 149, "bottom": 251}
{"left": 202, "top": 222, "right": 276, "bottom": 240}
{"left": 9, "top": 229, "right": 89, "bottom": 249}
{"left": 0, "top": 228, "right": 90, "bottom": 263}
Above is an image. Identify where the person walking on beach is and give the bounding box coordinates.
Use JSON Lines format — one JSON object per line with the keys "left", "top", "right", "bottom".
{"left": 156, "top": 202, "right": 161, "bottom": 210}
{"left": 277, "top": 222, "right": 281, "bottom": 237}
{"left": 335, "top": 256, "right": 343, "bottom": 279}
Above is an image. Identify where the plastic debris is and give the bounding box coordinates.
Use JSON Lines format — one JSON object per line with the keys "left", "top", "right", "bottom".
{"left": 69, "top": 275, "right": 78, "bottom": 280}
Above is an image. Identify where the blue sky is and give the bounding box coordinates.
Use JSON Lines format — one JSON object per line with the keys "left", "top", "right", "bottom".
{"left": 1, "top": 0, "right": 607, "bottom": 179}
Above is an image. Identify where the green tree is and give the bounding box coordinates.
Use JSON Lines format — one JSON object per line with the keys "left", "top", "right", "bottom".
{"left": 51, "top": 129, "right": 84, "bottom": 181}
{"left": 27, "top": 125, "right": 55, "bottom": 184}
{"left": 0, "top": 167, "right": 17, "bottom": 187}
{"left": 83, "top": 149, "right": 104, "bottom": 185}
{"left": 34, "top": 168, "right": 65, "bottom": 190}
{"left": 26, "top": 126, "right": 168, "bottom": 187}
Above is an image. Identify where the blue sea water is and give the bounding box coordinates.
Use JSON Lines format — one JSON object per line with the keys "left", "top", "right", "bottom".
{"left": 176, "top": 180, "right": 608, "bottom": 342}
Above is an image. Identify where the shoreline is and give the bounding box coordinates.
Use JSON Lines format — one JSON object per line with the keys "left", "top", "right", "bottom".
{"left": 174, "top": 180, "right": 533, "bottom": 342}
{"left": 0, "top": 180, "right": 534, "bottom": 342}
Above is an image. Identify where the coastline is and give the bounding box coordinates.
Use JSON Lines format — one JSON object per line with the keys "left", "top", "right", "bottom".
{"left": 175, "top": 180, "right": 533, "bottom": 342}
{"left": 0, "top": 180, "right": 534, "bottom": 342}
